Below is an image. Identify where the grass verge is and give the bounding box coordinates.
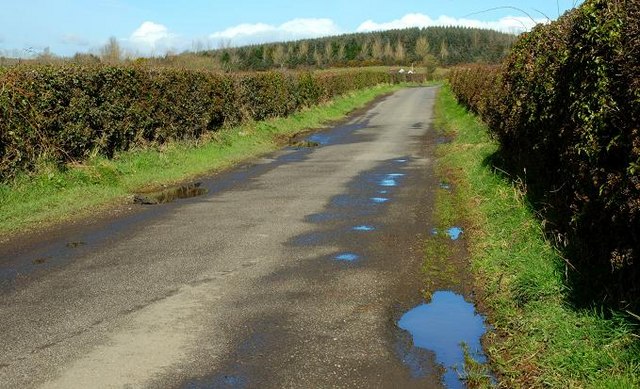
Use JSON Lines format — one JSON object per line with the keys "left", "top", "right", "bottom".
{"left": 0, "top": 83, "right": 404, "bottom": 237}
{"left": 433, "top": 85, "right": 640, "bottom": 388}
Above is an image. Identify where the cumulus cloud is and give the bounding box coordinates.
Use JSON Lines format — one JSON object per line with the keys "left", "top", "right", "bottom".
{"left": 131, "top": 21, "right": 172, "bottom": 46}
{"left": 128, "top": 21, "right": 181, "bottom": 54}
{"left": 209, "top": 18, "right": 340, "bottom": 46}
{"left": 357, "top": 13, "right": 546, "bottom": 34}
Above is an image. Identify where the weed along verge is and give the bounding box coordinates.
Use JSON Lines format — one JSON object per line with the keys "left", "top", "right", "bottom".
{"left": 0, "top": 82, "right": 408, "bottom": 238}
{"left": 434, "top": 85, "right": 640, "bottom": 387}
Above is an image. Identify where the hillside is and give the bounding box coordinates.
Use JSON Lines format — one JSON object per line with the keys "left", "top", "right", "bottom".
{"left": 148, "top": 26, "right": 518, "bottom": 72}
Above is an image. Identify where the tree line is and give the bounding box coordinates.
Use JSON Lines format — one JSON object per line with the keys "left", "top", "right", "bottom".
{"left": 188, "top": 26, "right": 517, "bottom": 71}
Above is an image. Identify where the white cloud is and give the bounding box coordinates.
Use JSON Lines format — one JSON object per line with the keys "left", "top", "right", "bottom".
{"left": 357, "top": 13, "right": 546, "bottom": 34}
{"left": 130, "top": 21, "right": 173, "bottom": 46}
{"left": 126, "top": 21, "right": 185, "bottom": 55}
{"left": 209, "top": 18, "right": 340, "bottom": 46}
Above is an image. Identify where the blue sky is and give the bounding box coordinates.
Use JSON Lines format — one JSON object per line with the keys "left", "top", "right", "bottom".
{"left": 0, "top": 0, "right": 584, "bottom": 57}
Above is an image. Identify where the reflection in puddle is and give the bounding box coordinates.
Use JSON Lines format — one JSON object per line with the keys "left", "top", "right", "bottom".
{"left": 335, "top": 253, "right": 359, "bottom": 262}
{"left": 447, "top": 227, "right": 463, "bottom": 240}
{"left": 431, "top": 227, "right": 464, "bottom": 241}
{"left": 439, "top": 182, "right": 451, "bottom": 190}
{"left": 379, "top": 173, "right": 405, "bottom": 187}
{"left": 352, "top": 225, "right": 375, "bottom": 231}
{"left": 395, "top": 159, "right": 408, "bottom": 163}
{"left": 307, "top": 133, "right": 332, "bottom": 145}
{"left": 289, "top": 140, "right": 320, "bottom": 149}
{"left": 398, "top": 291, "right": 488, "bottom": 388}
{"left": 134, "top": 182, "right": 208, "bottom": 205}
{"left": 371, "top": 197, "right": 390, "bottom": 204}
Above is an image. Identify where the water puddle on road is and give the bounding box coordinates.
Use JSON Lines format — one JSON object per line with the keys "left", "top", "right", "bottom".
{"left": 335, "top": 252, "right": 360, "bottom": 262}
{"left": 134, "top": 183, "right": 208, "bottom": 205}
{"left": 446, "top": 227, "right": 463, "bottom": 240}
{"left": 379, "top": 173, "right": 405, "bottom": 187}
{"left": 432, "top": 227, "right": 464, "bottom": 241}
{"left": 306, "top": 133, "right": 332, "bottom": 145}
{"left": 352, "top": 225, "right": 375, "bottom": 231}
{"left": 289, "top": 140, "right": 320, "bottom": 149}
{"left": 290, "top": 158, "right": 412, "bottom": 265}
{"left": 398, "top": 291, "right": 489, "bottom": 389}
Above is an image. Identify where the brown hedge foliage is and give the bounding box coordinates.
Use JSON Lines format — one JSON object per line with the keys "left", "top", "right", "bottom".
{"left": 0, "top": 67, "right": 417, "bottom": 181}
{"left": 450, "top": 0, "right": 640, "bottom": 308}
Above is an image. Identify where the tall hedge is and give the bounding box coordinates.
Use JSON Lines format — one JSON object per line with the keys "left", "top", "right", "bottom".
{"left": 450, "top": 0, "right": 640, "bottom": 308}
{"left": 0, "top": 66, "right": 418, "bottom": 181}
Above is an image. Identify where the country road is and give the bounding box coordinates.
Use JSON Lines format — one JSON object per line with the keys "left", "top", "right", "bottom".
{"left": 0, "top": 87, "right": 445, "bottom": 388}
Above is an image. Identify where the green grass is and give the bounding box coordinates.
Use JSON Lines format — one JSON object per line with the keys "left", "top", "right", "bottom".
{"left": 433, "top": 85, "right": 640, "bottom": 388}
{"left": 0, "top": 84, "right": 403, "bottom": 237}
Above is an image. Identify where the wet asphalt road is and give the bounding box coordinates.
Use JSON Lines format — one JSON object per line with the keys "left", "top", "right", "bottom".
{"left": 0, "top": 87, "right": 442, "bottom": 388}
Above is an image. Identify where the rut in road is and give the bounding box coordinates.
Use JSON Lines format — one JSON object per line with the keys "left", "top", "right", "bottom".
{"left": 0, "top": 87, "right": 455, "bottom": 388}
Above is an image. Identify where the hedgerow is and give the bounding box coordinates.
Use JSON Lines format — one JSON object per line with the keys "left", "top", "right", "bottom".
{"left": 449, "top": 0, "right": 640, "bottom": 308}
{"left": 0, "top": 66, "right": 416, "bottom": 181}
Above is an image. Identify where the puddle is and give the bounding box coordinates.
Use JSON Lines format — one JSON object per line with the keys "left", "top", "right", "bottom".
{"left": 335, "top": 253, "right": 359, "bottom": 262}
{"left": 379, "top": 173, "right": 405, "bottom": 187}
{"left": 134, "top": 183, "right": 208, "bottom": 205}
{"left": 289, "top": 140, "right": 320, "bottom": 149}
{"left": 306, "top": 133, "right": 332, "bottom": 145}
{"left": 447, "top": 227, "right": 463, "bottom": 240}
{"left": 439, "top": 182, "right": 451, "bottom": 190}
{"left": 398, "top": 291, "right": 489, "bottom": 388}
{"left": 291, "top": 158, "right": 411, "bottom": 263}
{"left": 431, "top": 227, "right": 463, "bottom": 241}
{"left": 352, "top": 225, "right": 375, "bottom": 231}
{"left": 66, "top": 241, "right": 86, "bottom": 248}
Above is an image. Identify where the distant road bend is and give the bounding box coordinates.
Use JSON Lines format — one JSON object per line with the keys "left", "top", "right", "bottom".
{"left": 0, "top": 87, "right": 444, "bottom": 388}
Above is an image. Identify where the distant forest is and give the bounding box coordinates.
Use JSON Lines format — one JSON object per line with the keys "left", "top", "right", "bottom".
{"left": 186, "top": 26, "right": 518, "bottom": 71}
